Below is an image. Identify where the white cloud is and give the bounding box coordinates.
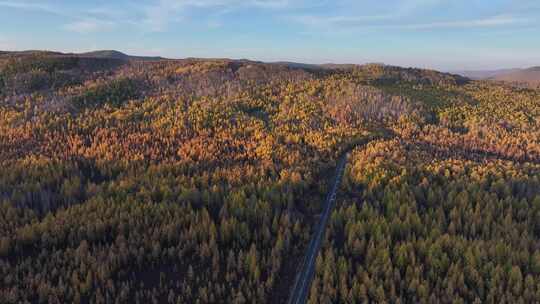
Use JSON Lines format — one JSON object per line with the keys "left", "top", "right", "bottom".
{"left": 290, "top": 0, "right": 535, "bottom": 34}
{"left": 207, "top": 19, "right": 223, "bottom": 29}
{"left": 397, "top": 0, "right": 444, "bottom": 14}
{"left": 0, "top": 1, "right": 124, "bottom": 34}
{"left": 63, "top": 19, "right": 116, "bottom": 34}
{"left": 142, "top": 0, "right": 303, "bottom": 32}
{"left": 0, "top": 0, "right": 53, "bottom": 12}
{"left": 1, "top": 0, "right": 535, "bottom": 36}
{"left": 289, "top": 0, "right": 445, "bottom": 29}
{"left": 400, "top": 15, "right": 530, "bottom": 30}
{"left": 251, "top": 0, "right": 291, "bottom": 9}
{"left": 293, "top": 13, "right": 531, "bottom": 33}
{"left": 292, "top": 14, "right": 394, "bottom": 27}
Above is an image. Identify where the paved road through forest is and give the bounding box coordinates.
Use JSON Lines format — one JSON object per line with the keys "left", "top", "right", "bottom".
{"left": 288, "top": 153, "right": 349, "bottom": 304}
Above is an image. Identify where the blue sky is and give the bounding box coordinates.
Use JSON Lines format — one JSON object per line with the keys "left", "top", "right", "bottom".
{"left": 1, "top": 0, "right": 539, "bottom": 70}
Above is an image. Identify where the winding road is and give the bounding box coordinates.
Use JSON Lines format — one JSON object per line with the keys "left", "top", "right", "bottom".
{"left": 288, "top": 153, "right": 349, "bottom": 304}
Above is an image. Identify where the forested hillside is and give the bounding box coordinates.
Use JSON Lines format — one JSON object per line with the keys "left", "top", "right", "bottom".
{"left": 0, "top": 52, "right": 539, "bottom": 303}
{"left": 310, "top": 79, "right": 540, "bottom": 303}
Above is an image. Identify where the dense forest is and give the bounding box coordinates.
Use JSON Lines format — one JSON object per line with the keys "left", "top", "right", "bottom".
{"left": 0, "top": 52, "right": 539, "bottom": 303}
{"left": 309, "top": 77, "right": 540, "bottom": 303}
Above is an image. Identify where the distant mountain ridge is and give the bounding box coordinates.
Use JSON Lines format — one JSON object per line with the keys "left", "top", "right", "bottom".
{"left": 454, "top": 67, "right": 540, "bottom": 87}
{"left": 78, "top": 50, "right": 164, "bottom": 61}
{"left": 0, "top": 49, "right": 165, "bottom": 61}
{"left": 491, "top": 67, "right": 540, "bottom": 86}
{"left": 4, "top": 49, "right": 536, "bottom": 86}
{"left": 453, "top": 69, "right": 521, "bottom": 80}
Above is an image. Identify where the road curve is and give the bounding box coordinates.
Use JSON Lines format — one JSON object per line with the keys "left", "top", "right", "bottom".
{"left": 288, "top": 153, "right": 349, "bottom": 304}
